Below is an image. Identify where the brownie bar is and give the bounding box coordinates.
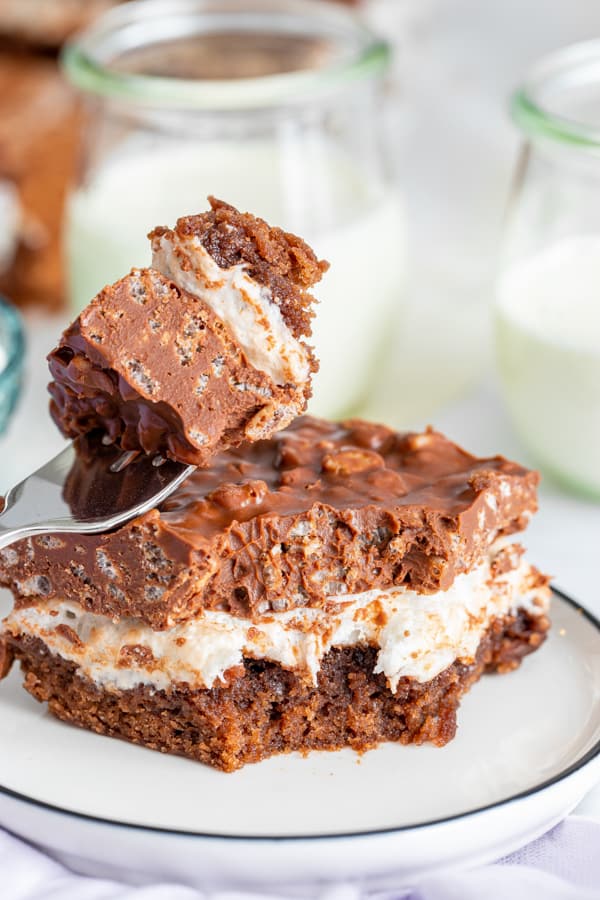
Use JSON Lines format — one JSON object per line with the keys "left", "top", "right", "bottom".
{"left": 5, "top": 610, "right": 549, "bottom": 772}
{"left": 48, "top": 199, "right": 326, "bottom": 465}
{"left": 0, "top": 417, "right": 539, "bottom": 629}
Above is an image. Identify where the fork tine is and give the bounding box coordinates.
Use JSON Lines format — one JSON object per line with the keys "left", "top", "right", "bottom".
{"left": 109, "top": 450, "right": 141, "bottom": 474}
{"left": 0, "top": 441, "right": 195, "bottom": 550}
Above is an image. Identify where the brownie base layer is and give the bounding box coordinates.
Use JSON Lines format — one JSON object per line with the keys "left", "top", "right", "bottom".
{"left": 149, "top": 196, "right": 329, "bottom": 338}
{"left": 7, "top": 610, "right": 549, "bottom": 772}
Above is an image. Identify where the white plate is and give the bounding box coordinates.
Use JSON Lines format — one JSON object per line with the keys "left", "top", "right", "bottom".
{"left": 0, "top": 587, "right": 599, "bottom": 892}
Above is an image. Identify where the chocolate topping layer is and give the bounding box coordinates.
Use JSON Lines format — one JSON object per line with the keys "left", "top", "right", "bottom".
{"left": 149, "top": 197, "right": 329, "bottom": 339}
{"left": 0, "top": 417, "right": 539, "bottom": 629}
{"left": 48, "top": 268, "right": 312, "bottom": 465}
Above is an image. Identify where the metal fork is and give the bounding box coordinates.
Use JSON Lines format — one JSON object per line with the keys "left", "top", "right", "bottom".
{"left": 0, "top": 444, "right": 195, "bottom": 550}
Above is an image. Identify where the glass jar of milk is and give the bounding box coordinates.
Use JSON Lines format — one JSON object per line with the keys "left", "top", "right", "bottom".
{"left": 495, "top": 42, "right": 600, "bottom": 499}
{"left": 62, "top": 0, "right": 403, "bottom": 419}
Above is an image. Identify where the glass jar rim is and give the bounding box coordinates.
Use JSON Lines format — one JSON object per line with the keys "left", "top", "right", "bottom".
{"left": 62, "top": 0, "right": 391, "bottom": 111}
{"left": 512, "top": 39, "right": 600, "bottom": 149}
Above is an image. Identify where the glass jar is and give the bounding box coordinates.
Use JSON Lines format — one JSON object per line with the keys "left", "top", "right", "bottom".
{"left": 0, "top": 295, "right": 24, "bottom": 436}
{"left": 494, "top": 41, "right": 600, "bottom": 499}
{"left": 62, "top": 0, "right": 403, "bottom": 419}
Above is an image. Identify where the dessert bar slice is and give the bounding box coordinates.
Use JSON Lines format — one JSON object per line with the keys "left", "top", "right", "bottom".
{"left": 1, "top": 529, "right": 549, "bottom": 771}
{"left": 0, "top": 417, "right": 550, "bottom": 771}
{"left": 48, "top": 198, "right": 327, "bottom": 465}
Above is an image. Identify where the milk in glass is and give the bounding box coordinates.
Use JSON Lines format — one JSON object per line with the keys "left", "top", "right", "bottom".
{"left": 495, "top": 236, "right": 600, "bottom": 497}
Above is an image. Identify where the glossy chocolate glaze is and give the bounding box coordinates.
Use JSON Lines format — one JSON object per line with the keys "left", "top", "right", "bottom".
{"left": 0, "top": 417, "right": 539, "bottom": 629}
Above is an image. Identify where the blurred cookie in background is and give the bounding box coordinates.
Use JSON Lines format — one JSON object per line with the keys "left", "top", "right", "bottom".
{"left": 0, "top": 2, "right": 120, "bottom": 309}
{"left": 0, "top": 52, "right": 81, "bottom": 310}
{"left": 0, "top": 0, "right": 118, "bottom": 49}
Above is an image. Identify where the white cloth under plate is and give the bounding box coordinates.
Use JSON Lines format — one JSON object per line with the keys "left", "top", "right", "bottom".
{"left": 1, "top": 817, "right": 599, "bottom": 900}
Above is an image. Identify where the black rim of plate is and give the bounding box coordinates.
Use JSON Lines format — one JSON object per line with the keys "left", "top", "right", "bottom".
{"left": 0, "top": 586, "right": 599, "bottom": 842}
